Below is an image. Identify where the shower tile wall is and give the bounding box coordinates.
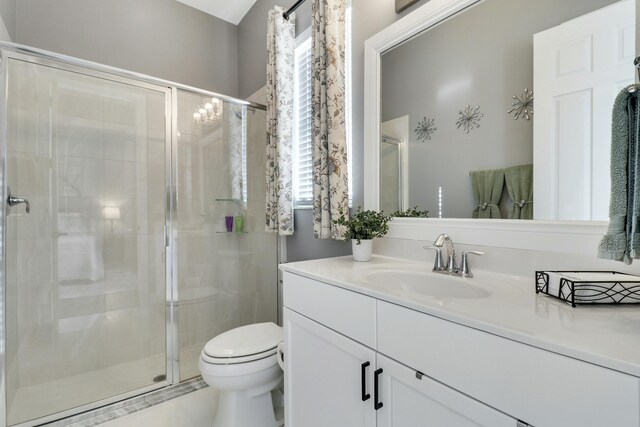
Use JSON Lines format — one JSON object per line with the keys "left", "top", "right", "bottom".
{"left": 238, "top": 108, "right": 276, "bottom": 325}
{"left": 6, "top": 60, "right": 167, "bottom": 425}
{"left": 176, "top": 92, "right": 276, "bottom": 379}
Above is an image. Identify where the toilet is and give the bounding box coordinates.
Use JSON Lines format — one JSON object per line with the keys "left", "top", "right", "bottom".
{"left": 199, "top": 322, "right": 284, "bottom": 427}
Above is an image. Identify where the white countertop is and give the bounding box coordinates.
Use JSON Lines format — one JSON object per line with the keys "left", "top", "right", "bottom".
{"left": 280, "top": 255, "right": 640, "bottom": 378}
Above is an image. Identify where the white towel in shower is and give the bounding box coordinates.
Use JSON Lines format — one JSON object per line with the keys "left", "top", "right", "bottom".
{"left": 57, "top": 235, "right": 105, "bottom": 282}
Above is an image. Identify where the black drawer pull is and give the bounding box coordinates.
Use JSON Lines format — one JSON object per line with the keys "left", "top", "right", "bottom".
{"left": 361, "top": 362, "right": 371, "bottom": 401}
{"left": 374, "top": 368, "right": 383, "bottom": 410}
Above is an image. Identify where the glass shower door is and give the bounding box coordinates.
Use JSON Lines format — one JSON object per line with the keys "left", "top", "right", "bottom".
{"left": 5, "top": 58, "right": 169, "bottom": 425}
{"left": 175, "top": 90, "right": 278, "bottom": 380}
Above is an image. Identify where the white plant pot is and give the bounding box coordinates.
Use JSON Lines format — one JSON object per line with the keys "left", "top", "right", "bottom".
{"left": 352, "top": 239, "right": 373, "bottom": 262}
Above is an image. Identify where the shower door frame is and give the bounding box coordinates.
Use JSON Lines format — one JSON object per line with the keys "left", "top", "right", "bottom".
{"left": 0, "top": 41, "right": 267, "bottom": 427}
{"left": 0, "top": 48, "right": 174, "bottom": 427}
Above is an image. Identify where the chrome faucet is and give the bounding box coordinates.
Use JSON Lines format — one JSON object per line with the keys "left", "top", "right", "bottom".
{"left": 424, "top": 234, "right": 484, "bottom": 278}
{"left": 433, "top": 233, "right": 457, "bottom": 273}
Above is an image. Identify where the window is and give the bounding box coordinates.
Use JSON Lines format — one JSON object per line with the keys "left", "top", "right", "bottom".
{"left": 292, "top": 7, "right": 352, "bottom": 208}
{"left": 346, "top": 5, "right": 352, "bottom": 206}
{"left": 293, "top": 31, "right": 314, "bottom": 206}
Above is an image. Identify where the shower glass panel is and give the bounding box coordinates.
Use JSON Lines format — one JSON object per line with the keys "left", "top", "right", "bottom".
{"left": 175, "top": 90, "right": 277, "bottom": 380}
{"left": 380, "top": 139, "right": 402, "bottom": 213}
{"left": 5, "top": 58, "right": 168, "bottom": 425}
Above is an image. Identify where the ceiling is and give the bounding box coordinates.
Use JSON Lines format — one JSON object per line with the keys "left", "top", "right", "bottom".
{"left": 176, "top": 0, "right": 259, "bottom": 25}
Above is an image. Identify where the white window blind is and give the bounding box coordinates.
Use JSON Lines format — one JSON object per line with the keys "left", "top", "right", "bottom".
{"left": 293, "top": 35, "right": 313, "bottom": 206}
{"left": 346, "top": 5, "right": 352, "bottom": 206}
{"left": 293, "top": 6, "right": 352, "bottom": 208}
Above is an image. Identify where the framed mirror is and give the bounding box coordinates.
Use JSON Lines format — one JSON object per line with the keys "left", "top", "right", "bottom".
{"left": 364, "top": 0, "right": 636, "bottom": 226}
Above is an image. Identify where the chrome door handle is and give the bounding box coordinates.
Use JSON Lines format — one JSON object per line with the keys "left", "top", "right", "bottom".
{"left": 7, "top": 188, "right": 30, "bottom": 214}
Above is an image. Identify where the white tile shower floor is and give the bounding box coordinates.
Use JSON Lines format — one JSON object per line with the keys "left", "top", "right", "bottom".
{"left": 8, "top": 345, "right": 203, "bottom": 425}
{"left": 100, "top": 387, "right": 218, "bottom": 427}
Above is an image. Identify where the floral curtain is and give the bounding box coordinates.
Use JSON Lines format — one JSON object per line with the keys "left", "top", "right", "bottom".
{"left": 312, "top": 0, "right": 349, "bottom": 239}
{"left": 265, "top": 6, "right": 295, "bottom": 235}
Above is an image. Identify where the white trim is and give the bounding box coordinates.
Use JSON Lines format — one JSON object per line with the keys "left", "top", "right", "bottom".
{"left": 363, "top": 0, "right": 611, "bottom": 255}
{"left": 386, "top": 218, "right": 608, "bottom": 256}
{"left": 296, "top": 26, "right": 312, "bottom": 47}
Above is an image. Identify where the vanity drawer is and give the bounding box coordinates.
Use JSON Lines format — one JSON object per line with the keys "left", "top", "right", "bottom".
{"left": 283, "top": 272, "right": 376, "bottom": 348}
{"left": 377, "top": 301, "right": 640, "bottom": 427}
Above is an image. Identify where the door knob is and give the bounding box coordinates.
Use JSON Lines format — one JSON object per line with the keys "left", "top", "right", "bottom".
{"left": 7, "top": 188, "right": 30, "bottom": 214}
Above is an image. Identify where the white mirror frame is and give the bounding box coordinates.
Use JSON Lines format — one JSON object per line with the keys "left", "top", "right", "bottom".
{"left": 363, "top": 0, "right": 608, "bottom": 255}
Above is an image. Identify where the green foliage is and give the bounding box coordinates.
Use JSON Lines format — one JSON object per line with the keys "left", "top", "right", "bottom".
{"left": 391, "top": 206, "right": 430, "bottom": 218}
{"left": 333, "top": 207, "right": 391, "bottom": 244}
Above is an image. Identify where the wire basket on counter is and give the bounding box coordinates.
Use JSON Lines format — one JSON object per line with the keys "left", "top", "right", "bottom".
{"left": 535, "top": 271, "right": 640, "bottom": 307}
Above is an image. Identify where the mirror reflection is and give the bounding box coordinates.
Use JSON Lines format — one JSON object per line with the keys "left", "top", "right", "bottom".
{"left": 380, "top": 0, "right": 636, "bottom": 220}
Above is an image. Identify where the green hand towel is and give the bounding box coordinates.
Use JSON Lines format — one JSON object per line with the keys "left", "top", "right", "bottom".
{"left": 628, "top": 89, "right": 640, "bottom": 259}
{"left": 505, "top": 164, "right": 533, "bottom": 220}
{"left": 470, "top": 168, "right": 505, "bottom": 219}
{"left": 598, "top": 86, "right": 640, "bottom": 264}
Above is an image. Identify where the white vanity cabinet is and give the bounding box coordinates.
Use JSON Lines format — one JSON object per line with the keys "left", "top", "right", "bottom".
{"left": 377, "top": 301, "right": 640, "bottom": 427}
{"left": 375, "top": 354, "right": 515, "bottom": 427}
{"left": 283, "top": 272, "right": 517, "bottom": 427}
{"left": 283, "top": 271, "right": 378, "bottom": 427}
{"left": 282, "top": 269, "right": 640, "bottom": 427}
{"left": 284, "top": 308, "right": 376, "bottom": 427}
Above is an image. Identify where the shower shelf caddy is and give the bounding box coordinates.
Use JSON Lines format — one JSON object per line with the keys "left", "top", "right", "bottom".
{"left": 535, "top": 271, "right": 640, "bottom": 307}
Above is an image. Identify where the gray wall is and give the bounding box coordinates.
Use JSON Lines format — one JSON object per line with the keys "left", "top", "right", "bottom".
{"left": 238, "top": 1, "right": 313, "bottom": 99}
{"left": 381, "top": 0, "right": 619, "bottom": 218}
{"left": 12, "top": 0, "right": 239, "bottom": 96}
{"left": 239, "top": 0, "right": 425, "bottom": 261}
{"left": 0, "top": 0, "right": 15, "bottom": 40}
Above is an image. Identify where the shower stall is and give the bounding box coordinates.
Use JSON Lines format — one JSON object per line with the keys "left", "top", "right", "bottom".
{"left": 0, "top": 43, "right": 278, "bottom": 426}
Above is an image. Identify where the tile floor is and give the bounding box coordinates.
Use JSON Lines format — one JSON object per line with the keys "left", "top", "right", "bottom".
{"left": 99, "top": 387, "right": 218, "bottom": 427}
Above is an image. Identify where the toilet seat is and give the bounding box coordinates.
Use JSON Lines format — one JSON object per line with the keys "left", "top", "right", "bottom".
{"left": 201, "top": 347, "right": 278, "bottom": 365}
{"left": 202, "top": 322, "right": 283, "bottom": 365}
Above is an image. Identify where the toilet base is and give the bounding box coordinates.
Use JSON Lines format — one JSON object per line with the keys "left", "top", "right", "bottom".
{"left": 213, "top": 385, "right": 283, "bottom": 427}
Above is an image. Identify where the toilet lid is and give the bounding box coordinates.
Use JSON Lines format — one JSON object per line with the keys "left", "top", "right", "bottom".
{"left": 204, "top": 322, "right": 283, "bottom": 359}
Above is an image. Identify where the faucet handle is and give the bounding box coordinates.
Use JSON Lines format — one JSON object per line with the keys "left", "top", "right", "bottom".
{"left": 460, "top": 251, "right": 485, "bottom": 278}
{"left": 423, "top": 246, "right": 445, "bottom": 271}
{"left": 446, "top": 253, "right": 458, "bottom": 274}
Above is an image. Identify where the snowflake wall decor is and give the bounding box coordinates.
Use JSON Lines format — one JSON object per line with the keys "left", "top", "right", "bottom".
{"left": 415, "top": 117, "right": 437, "bottom": 142}
{"left": 507, "top": 88, "right": 534, "bottom": 121}
{"left": 456, "top": 105, "right": 484, "bottom": 134}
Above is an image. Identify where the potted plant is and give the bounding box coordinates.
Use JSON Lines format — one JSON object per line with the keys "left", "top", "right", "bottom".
{"left": 333, "top": 207, "right": 391, "bottom": 262}
{"left": 391, "top": 206, "right": 430, "bottom": 218}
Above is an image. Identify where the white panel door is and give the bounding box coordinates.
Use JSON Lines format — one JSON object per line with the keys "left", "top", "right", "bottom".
{"left": 534, "top": 0, "right": 635, "bottom": 220}
{"left": 284, "top": 308, "right": 376, "bottom": 427}
{"left": 376, "top": 355, "right": 515, "bottom": 427}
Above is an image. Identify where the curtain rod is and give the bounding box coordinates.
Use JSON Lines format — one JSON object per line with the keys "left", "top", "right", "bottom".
{"left": 283, "top": 0, "right": 306, "bottom": 20}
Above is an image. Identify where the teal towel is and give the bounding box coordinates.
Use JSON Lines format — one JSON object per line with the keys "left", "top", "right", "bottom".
{"left": 598, "top": 86, "right": 640, "bottom": 264}
{"left": 505, "top": 164, "right": 533, "bottom": 220}
{"left": 470, "top": 168, "right": 505, "bottom": 219}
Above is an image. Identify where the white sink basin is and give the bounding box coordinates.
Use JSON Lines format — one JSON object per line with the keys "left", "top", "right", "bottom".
{"left": 363, "top": 269, "right": 490, "bottom": 299}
